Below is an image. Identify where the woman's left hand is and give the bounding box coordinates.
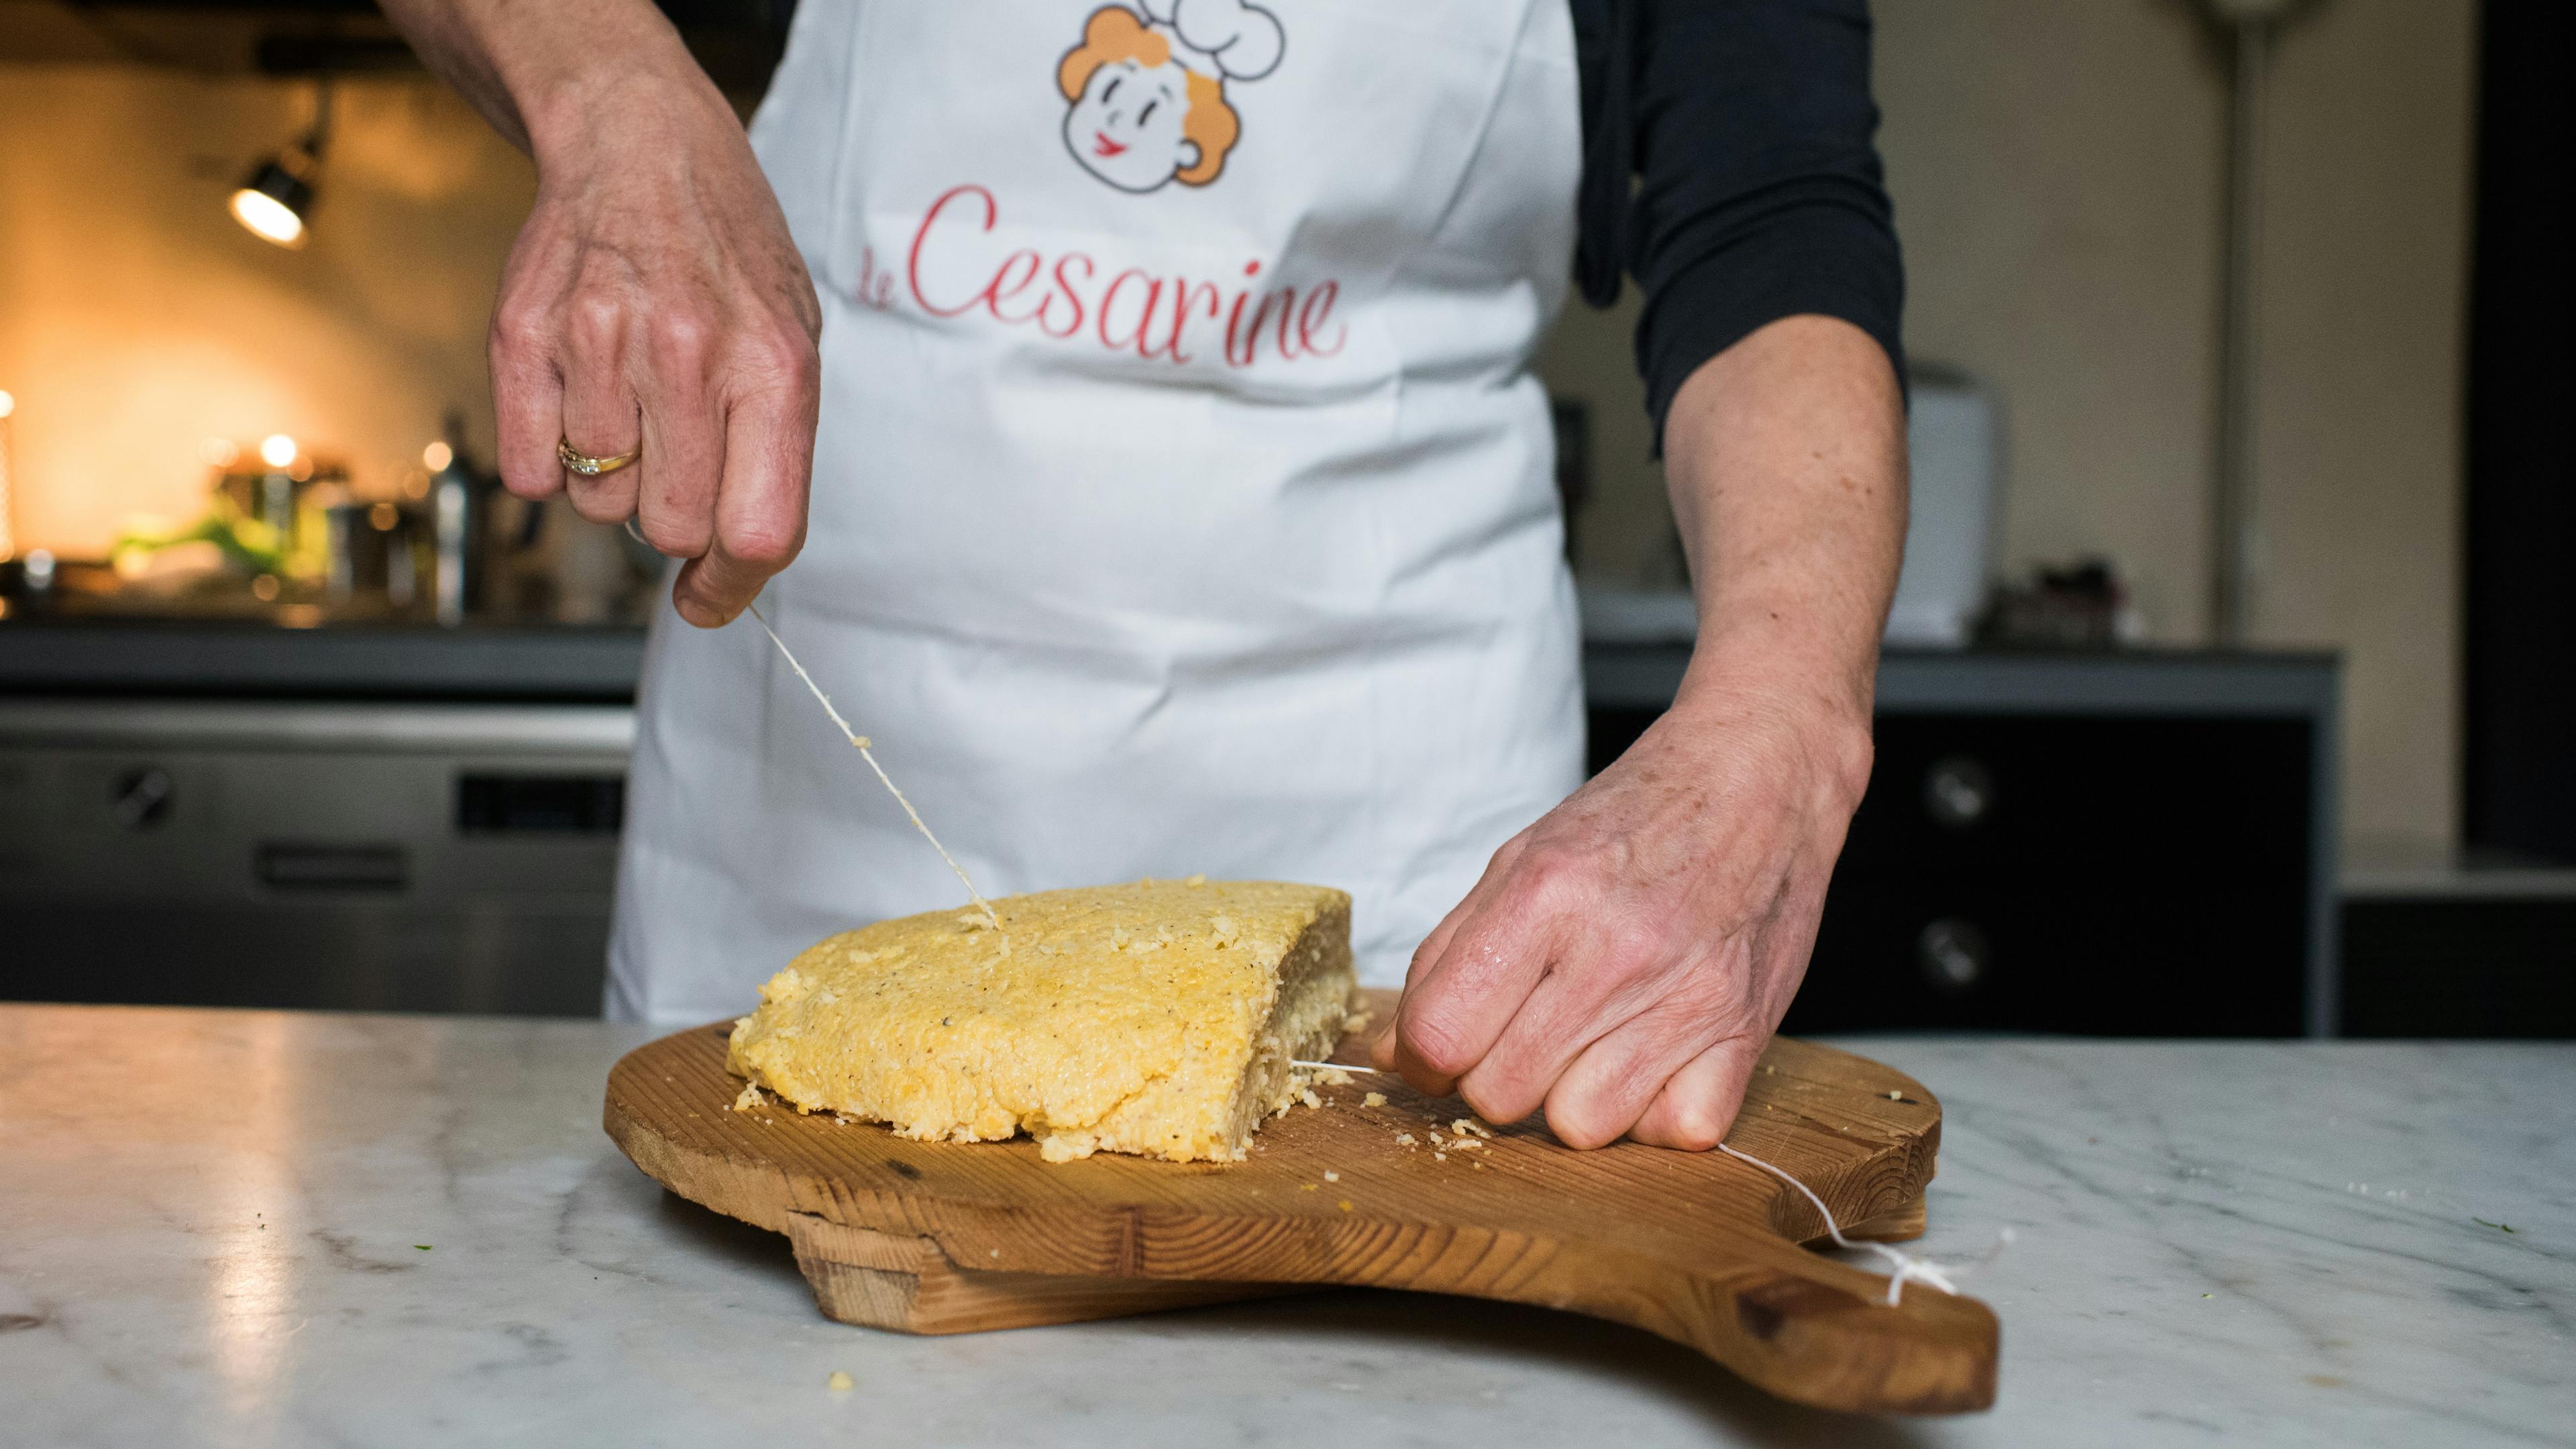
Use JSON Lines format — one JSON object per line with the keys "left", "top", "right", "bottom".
{"left": 1371, "top": 314, "right": 1904, "bottom": 1150}
{"left": 1371, "top": 677, "right": 1873, "bottom": 1150}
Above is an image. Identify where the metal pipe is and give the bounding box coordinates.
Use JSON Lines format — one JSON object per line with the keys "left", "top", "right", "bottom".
{"left": 2212, "top": 16, "right": 2269, "bottom": 648}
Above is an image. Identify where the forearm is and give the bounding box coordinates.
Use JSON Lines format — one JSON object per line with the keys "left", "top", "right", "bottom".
{"left": 377, "top": 0, "right": 721, "bottom": 159}
{"left": 1660, "top": 313, "right": 1906, "bottom": 765}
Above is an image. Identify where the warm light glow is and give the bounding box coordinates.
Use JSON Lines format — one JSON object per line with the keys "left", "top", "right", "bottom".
{"left": 368, "top": 501, "right": 400, "bottom": 531}
{"left": 260, "top": 434, "right": 298, "bottom": 470}
{"left": 200, "top": 437, "right": 241, "bottom": 469}
{"left": 421, "top": 441, "right": 453, "bottom": 472}
{"left": 250, "top": 574, "right": 281, "bottom": 602}
{"left": 230, "top": 188, "right": 306, "bottom": 248}
{"left": 0, "top": 390, "right": 15, "bottom": 419}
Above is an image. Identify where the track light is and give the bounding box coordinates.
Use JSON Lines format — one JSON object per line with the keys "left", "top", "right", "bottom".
{"left": 231, "top": 80, "right": 333, "bottom": 250}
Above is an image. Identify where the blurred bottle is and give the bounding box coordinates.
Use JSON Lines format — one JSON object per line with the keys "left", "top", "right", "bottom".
{"left": 430, "top": 412, "right": 490, "bottom": 626}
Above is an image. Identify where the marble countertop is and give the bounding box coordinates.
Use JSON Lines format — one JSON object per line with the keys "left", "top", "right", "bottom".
{"left": 2, "top": 1004, "right": 2567, "bottom": 1447}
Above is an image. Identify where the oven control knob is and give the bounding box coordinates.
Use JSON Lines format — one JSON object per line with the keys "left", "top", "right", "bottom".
{"left": 110, "top": 766, "right": 174, "bottom": 830}
{"left": 1917, "top": 918, "right": 1989, "bottom": 993}
{"left": 1923, "top": 755, "right": 1994, "bottom": 828}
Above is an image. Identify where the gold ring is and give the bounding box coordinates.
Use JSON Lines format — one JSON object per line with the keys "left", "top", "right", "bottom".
{"left": 558, "top": 438, "right": 641, "bottom": 478}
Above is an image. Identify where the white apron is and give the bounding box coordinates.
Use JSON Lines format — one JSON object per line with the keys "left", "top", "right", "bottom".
{"left": 608, "top": 0, "right": 1585, "bottom": 1023}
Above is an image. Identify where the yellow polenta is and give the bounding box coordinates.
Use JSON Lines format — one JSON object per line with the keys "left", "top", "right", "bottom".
{"left": 725, "top": 879, "right": 1358, "bottom": 1163}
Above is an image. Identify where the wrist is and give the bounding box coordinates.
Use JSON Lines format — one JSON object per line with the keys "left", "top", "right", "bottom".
{"left": 508, "top": 27, "right": 730, "bottom": 172}
{"left": 1668, "top": 626, "right": 1880, "bottom": 807}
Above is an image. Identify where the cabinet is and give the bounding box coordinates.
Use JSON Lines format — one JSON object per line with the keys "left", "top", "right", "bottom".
{"left": 1586, "top": 649, "right": 2339, "bottom": 1036}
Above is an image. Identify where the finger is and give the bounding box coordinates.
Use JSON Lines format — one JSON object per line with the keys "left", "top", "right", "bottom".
{"left": 672, "top": 347, "right": 816, "bottom": 627}
{"left": 631, "top": 311, "right": 724, "bottom": 559}
{"left": 1542, "top": 999, "right": 1752, "bottom": 1150}
{"left": 1371, "top": 829, "right": 1532, "bottom": 1073}
{"left": 1451, "top": 928, "right": 1660, "bottom": 1126}
{"left": 559, "top": 294, "right": 644, "bottom": 524}
{"left": 1625, "top": 1035, "right": 1766, "bottom": 1152}
{"left": 1384, "top": 847, "right": 1570, "bottom": 1102}
{"left": 488, "top": 290, "right": 567, "bottom": 502}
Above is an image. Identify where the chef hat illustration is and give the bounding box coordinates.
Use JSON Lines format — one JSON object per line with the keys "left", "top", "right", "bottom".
{"left": 1140, "top": 0, "right": 1285, "bottom": 82}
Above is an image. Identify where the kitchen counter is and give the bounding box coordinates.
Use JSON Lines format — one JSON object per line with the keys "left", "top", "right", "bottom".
{"left": 0, "top": 619, "right": 643, "bottom": 700}
{"left": 3, "top": 1005, "right": 2565, "bottom": 1446}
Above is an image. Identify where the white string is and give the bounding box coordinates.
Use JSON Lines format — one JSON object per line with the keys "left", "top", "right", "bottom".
{"left": 1297, "top": 1059, "right": 1997, "bottom": 1307}
{"left": 739, "top": 595, "right": 1000, "bottom": 930}
{"left": 1714, "top": 1141, "right": 1974, "bottom": 1306}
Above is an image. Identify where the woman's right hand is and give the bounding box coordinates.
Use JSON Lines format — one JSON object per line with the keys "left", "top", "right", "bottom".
{"left": 494, "top": 79, "right": 823, "bottom": 627}
{"left": 380, "top": 0, "right": 822, "bottom": 628}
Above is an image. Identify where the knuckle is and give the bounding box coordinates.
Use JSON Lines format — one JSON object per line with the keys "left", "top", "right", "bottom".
{"left": 1456, "top": 1078, "right": 1525, "bottom": 1129}
{"left": 490, "top": 305, "right": 551, "bottom": 364}
{"left": 641, "top": 513, "right": 711, "bottom": 557}
{"left": 498, "top": 466, "right": 561, "bottom": 501}
{"left": 1398, "top": 1012, "right": 1474, "bottom": 1078}
{"left": 566, "top": 292, "right": 627, "bottom": 353}
{"left": 1513, "top": 845, "right": 1593, "bottom": 911}
{"left": 739, "top": 329, "right": 820, "bottom": 390}
{"left": 648, "top": 309, "right": 718, "bottom": 375}
{"left": 1545, "top": 1101, "right": 1618, "bottom": 1152}
{"left": 720, "top": 515, "right": 803, "bottom": 572}
{"left": 1600, "top": 922, "right": 1667, "bottom": 976}
{"left": 1664, "top": 1102, "right": 1729, "bottom": 1152}
{"left": 563, "top": 486, "right": 631, "bottom": 525}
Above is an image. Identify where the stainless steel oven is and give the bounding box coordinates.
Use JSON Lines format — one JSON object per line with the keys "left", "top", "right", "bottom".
{"left": 0, "top": 698, "right": 631, "bottom": 1015}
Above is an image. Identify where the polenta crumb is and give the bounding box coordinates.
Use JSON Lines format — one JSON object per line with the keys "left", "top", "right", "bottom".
{"left": 1363, "top": 1091, "right": 1387, "bottom": 1108}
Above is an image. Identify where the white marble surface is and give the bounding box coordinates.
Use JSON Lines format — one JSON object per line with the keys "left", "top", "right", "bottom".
{"left": 1, "top": 1004, "right": 2569, "bottom": 1448}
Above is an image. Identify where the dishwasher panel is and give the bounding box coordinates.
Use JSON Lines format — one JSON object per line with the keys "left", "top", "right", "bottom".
{"left": 0, "top": 700, "right": 631, "bottom": 1016}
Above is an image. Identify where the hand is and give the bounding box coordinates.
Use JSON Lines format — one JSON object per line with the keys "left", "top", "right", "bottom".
{"left": 1372, "top": 682, "right": 1874, "bottom": 1150}
{"left": 488, "top": 79, "right": 822, "bottom": 627}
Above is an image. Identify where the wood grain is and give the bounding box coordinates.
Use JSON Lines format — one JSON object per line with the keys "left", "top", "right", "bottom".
{"left": 604, "top": 988, "right": 1997, "bottom": 1413}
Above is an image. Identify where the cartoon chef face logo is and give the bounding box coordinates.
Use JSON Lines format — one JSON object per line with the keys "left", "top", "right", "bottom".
{"left": 1057, "top": 1, "right": 1283, "bottom": 193}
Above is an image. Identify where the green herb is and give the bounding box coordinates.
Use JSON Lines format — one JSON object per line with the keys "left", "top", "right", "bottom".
{"left": 2472, "top": 1218, "right": 2516, "bottom": 1234}
{"left": 415, "top": 1244, "right": 433, "bottom": 1250}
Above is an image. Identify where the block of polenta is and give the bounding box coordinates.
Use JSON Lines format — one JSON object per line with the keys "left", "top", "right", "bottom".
{"left": 725, "top": 879, "right": 1358, "bottom": 1163}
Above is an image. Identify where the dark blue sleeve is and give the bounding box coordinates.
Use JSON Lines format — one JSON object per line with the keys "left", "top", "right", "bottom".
{"left": 1570, "top": 0, "right": 1906, "bottom": 444}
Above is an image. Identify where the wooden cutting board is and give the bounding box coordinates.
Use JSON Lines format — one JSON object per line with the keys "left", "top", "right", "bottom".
{"left": 604, "top": 988, "right": 1996, "bottom": 1414}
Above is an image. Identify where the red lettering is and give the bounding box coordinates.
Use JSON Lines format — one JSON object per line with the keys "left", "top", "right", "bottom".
{"left": 853, "top": 246, "right": 896, "bottom": 313}
{"left": 1295, "top": 282, "right": 1346, "bottom": 358}
{"left": 1043, "top": 254, "right": 1094, "bottom": 338}
{"left": 1230, "top": 289, "right": 1286, "bottom": 367}
{"left": 1273, "top": 285, "right": 1304, "bottom": 360}
{"left": 1224, "top": 290, "right": 1257, "bottom": 366}
{"left": 1160, "top": 278, "right": 1221, "bottom": 365}
{"left": 901, "top": 189, "right": 1346, "bottom": 371}
{"left": 1097, "top": 268, "right": 1159, "bottom": 356}
{"left": 983, "top": 250, "right": 1044, "bottom": 325}
{"left": 908, "top": 184, "right": 997, "bottom": 317}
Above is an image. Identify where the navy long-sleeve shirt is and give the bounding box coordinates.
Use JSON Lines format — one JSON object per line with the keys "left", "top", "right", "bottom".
{"left": 1570, "top": 0, "right": 1905, "bottom": 441}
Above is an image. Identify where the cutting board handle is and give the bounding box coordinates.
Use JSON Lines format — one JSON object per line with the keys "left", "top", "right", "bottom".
{"left": 1640, "top": 1189, "right": 1994, "bottom": 1413}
